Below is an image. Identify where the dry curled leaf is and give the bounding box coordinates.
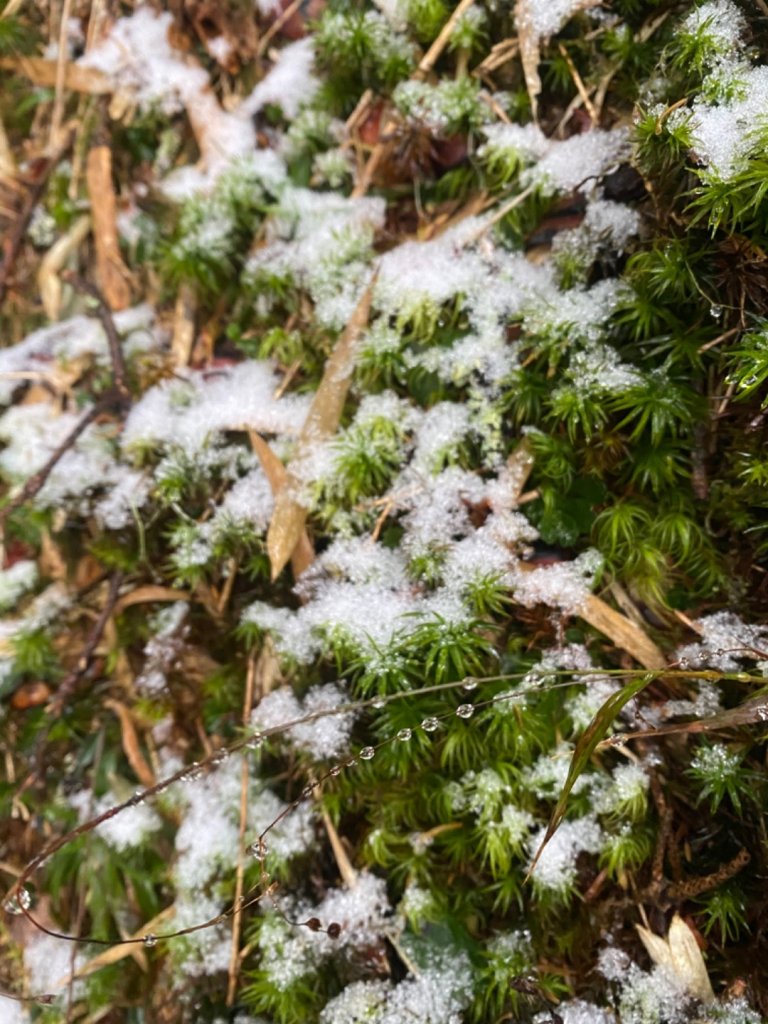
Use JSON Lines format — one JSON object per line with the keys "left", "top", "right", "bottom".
{"left": 266, "top": 277, "right": 375, "bottom": 579}
{"left": 636, "top": 913, "right": 715, "bottom": 1004}
{"left": 513, "top": 562, "right": 666, "bottom": 670}
{"left": 104, "top": 699, "right": 156, "bottom": 788}
{"left": 249, "top": 431, "right": 315, "bottom": 579}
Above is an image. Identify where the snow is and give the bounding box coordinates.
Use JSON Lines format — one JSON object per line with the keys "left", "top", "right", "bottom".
{"left": 24, "top": 933, "right": 86, "bottom": 997}
{"left": 1, "top": 1003, "right": 30, "bottom": 1024}
{"left": 684, "top": 65, "right": 768, "bottom": 179}
{"left": 135, "top": 602, "right": 189, "bottom": 695}
{"left": 241, "top": 39, "right": 319, "bottom": 120}
{"left": 0, "top": 305, "right": 159, "bottom": 405}
{"left": 246, "top": 189, "right": 384, "bottom": 329}
{"left": 675, "top": 611, "right": 768, "bottom": 670}
{"left": 0, "top": 560, "right": 38, "bottom": 612}
{"left": 680, "top": 0, "right": 747, "bottom": 59}
{"left": 516, "top": 0, "right": 597, "bottom": 41}
{"left": 173, "top": 759, "right": 314, "bottom": 891}
{"left": 80, "top": 9, "right": 207, "bottom": 113}
{"left": 261, "top": 872, "right": 392, "bottom": 992}
{"left": 69, "top": 790, "right": 162, "bottom": 851}
{"left": 526, "top": 815, "right": 603, "bottom": 892}
{"left": 480, "top": 124, "right": 631, "bottom": 196}
{"left": 320, "top": 950, "right": 472, "bottom": 1024}
{"left": 510, "top": 548, "right": 603, "bottom": 613}
{"left": 122, "top": 361, "right": 310, "bottom": 455}
{"left": 252, "top": 684, "right": 356, "bottom": 760}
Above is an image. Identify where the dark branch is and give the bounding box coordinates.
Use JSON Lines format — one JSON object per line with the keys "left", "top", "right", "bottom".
{"left": 48, "top": 571, "right": 124, "bottom": 716}
{"left": 62, "top": 273, "right": 130, "bottom": 398}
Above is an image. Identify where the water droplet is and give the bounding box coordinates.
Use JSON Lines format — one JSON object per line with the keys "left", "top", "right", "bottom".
{"left": 456, "top": 703, "right": 475, "bottom": 719}
{"left": 678, "top": 658, "right": 689, "bottom": 670}
{"left": 396, "top": 728, "right": 412, "bottom": 742}
{"left": 3, "top": 886, "right": 31, "bottom": 916}
{"left": 743, "top": 374, "right": 759, "bottom": 386}
{"left": 247, "top": 733, "right": 264, "bottom": 751}
{"left": 709, "top": 304, "right": 722, "bottom": 319}
{"left": 715, "top": 648, "right": 725, "bottom": 656}
{"left": 345, "top": 758, "right": 358, "bottom": 768}
{"left": 184, "top": 761, "right": 202, "bottom": 783}
{"left": 143, "top": 933, "right": 158, "bottom": 948}
{"left": 249, "top": 840, "right": 268, "bottom": 861}
{"left": 421, "top": 717, "right": 440, "bottom": 732}
{"left": 329, "top": 764, "right": 342, "bottom": 777}
{"left": 461, "top": 677, "right": 479, "bottom": 692}
{"left": 359, "top": 746, "right": 376, "bottom": 760}
{"left": 301, "top": 783, "right": 317, "bottom": 799}
{"left": 211, "top": 747, "right": 229, "bottom": 765}
{"left": 371, "top": 697, "right": 386, "bottom": 709}
{"left": 437, "top": 318, "right": 446, "bottom": 328}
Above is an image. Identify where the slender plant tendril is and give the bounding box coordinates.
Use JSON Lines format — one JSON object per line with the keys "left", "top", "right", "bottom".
{"left": 3, "top": 650, "right": 766, "bottom": 1004}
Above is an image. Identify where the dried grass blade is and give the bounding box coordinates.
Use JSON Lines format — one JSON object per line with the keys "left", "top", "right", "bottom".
{"left": 527, "top": 673, "right": 654, "bottom": 880}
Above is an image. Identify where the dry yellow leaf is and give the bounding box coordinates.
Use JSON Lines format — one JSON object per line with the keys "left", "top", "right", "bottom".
{"left": 104, "top": 699, "right": 156, "bottom": 788}
{"left": 636, "top": 913, "right": 715, "bottom": 1004}
{"left": 113, "top": 585, "right": 191, "bottom": 615}
{"left": 266, "top": 278, "right": 375, "bottom": 580}
{"left": 86, "top": 144, "right": 133, "bottom": 311}
{"left": 0, "top": 56, "right": 111, "bottom": 93}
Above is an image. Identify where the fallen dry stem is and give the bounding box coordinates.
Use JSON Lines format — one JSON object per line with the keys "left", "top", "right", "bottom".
{"left": 48, "top": 571, "right": 124, "bottom": 715}
{"left": 62, "top": 273, "right": 130, "bottom": 397}
{"left": 226, "top": 652, "right": 257, "bottom": 1005}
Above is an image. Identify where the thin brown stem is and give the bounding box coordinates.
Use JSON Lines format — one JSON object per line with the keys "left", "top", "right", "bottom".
{"left": 226, "top": 652, "right": 257, "bottom": 1005}
{"left": 62, "top": 272, "right": 130, "bottom": 397}
{"left": 48, "top": 572, "right": 124, "bottom": 716}
{"left": 0, "top": 403, "right": 102, "bottom": 527}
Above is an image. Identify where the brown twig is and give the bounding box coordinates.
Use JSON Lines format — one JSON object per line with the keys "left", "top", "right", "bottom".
{"left": 226, "top": 652, "right": 257, "bottom": 1006}
{"left": 668, "top": 848, "right": 751, "bottom": 901}
{"left": 48, "top": 572, "right": 124, "bottom": 715}
{"left": 0, "top": 402, "right": 103, "bottom": 528}
{"left": 62, "top": 273, "right": 130, "bottom": 397}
